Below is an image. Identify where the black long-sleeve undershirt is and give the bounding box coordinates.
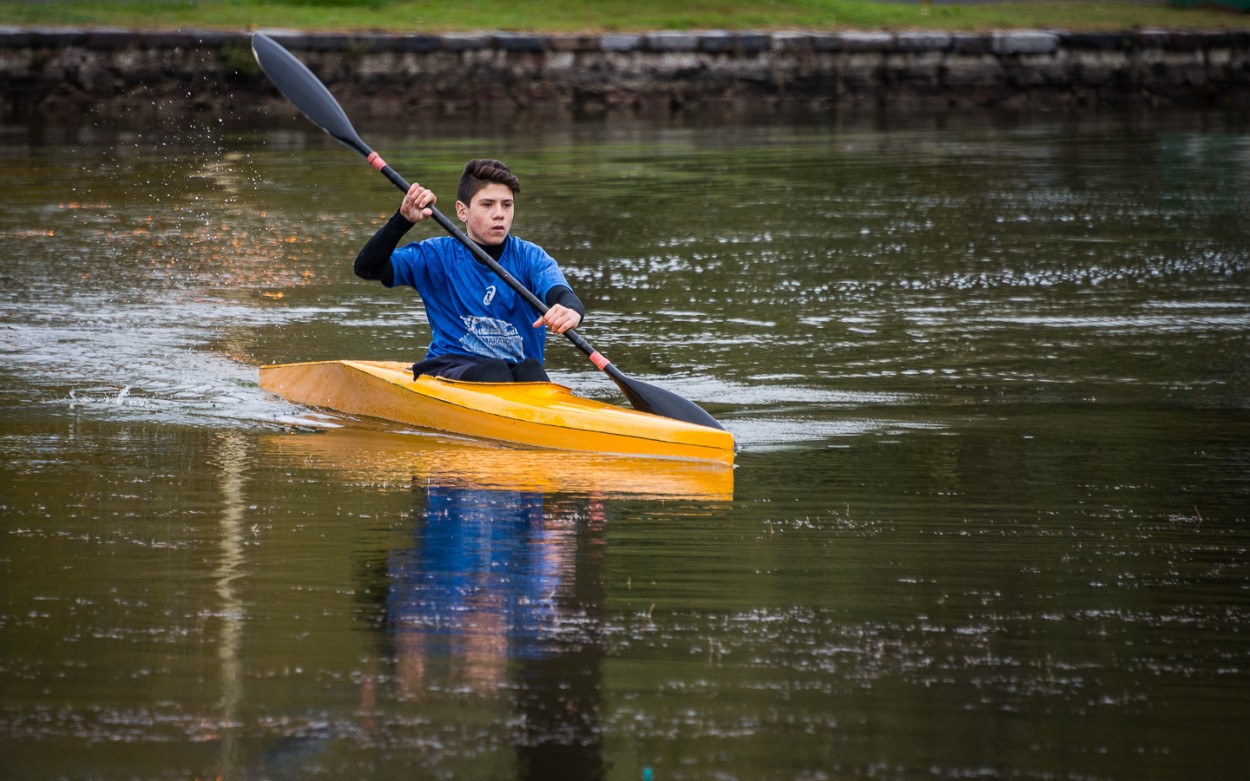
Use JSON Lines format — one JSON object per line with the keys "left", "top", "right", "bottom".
{"left": 353, "top": 211, "right": 411, "bottom": 287}
{"left": 352, "top": 211, "right": 586, "bottom": 319}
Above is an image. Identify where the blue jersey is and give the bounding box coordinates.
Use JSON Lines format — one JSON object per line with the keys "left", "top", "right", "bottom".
{"left": 388, "top": 235, "right": 571, "bottom": 364}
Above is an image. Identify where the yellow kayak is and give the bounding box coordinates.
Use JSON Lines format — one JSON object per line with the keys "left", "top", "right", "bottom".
{"left": 260, "top": 360, "right": 735, "bottom": 465}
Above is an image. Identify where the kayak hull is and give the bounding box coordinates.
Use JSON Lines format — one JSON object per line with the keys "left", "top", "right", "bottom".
{"left": 259, "top": 360, "right": 734, "bottom": 465}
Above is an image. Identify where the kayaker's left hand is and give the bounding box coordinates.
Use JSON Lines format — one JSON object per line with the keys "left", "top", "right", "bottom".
{"left": 535, "top": 304, "right": 582, "bottom": 335}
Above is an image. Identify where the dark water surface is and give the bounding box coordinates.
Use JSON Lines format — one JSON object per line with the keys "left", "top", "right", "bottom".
{"left": 2, "top": 107, "right": 1249, "bottom": 780}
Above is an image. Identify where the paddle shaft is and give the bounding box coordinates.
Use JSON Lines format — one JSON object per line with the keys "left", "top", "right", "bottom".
{"left": 364, "top": 154, "right": 615, "bottom": 375}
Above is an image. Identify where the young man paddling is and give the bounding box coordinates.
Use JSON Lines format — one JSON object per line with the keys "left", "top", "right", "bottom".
{"left": 354, "top": 159, "right": 585, "bottom": 383}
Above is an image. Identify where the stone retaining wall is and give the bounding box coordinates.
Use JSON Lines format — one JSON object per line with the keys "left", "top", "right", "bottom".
{"left": 2, "top": 27, "right": 1248, "bottom": 115}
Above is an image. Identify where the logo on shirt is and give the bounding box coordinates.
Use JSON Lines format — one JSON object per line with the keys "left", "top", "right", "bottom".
{"left": 482, "top": 285, "right": 497, "bottom": 306}
{"left": 460, "top": 316, "right": 524, "bottom": 362}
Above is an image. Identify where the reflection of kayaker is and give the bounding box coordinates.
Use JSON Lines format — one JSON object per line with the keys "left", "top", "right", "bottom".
{"left": 384, "top": 484, "right": 607, "bottom": 779}
{"left": 354, "top": 159, "right": 587, "bottom": 384}
{"left": 387, "top": 488, "right": 556, "bottom": 689}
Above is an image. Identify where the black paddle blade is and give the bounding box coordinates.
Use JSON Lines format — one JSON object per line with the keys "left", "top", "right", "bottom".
{"left": 605, "top": 365, "right": 725, "bottom": 430}
{"left": 251, "top": 33, "right": 370, "bottom": 157}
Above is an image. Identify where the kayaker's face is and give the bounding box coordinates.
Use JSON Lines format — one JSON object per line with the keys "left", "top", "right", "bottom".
{"left": 456, "top": 183, "right": 514, "bottom": 246}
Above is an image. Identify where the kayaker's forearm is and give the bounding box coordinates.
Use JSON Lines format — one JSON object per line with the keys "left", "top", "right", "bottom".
{"left": 546, "top": 285, "right": 586, "bottom": 323}
{"left": 354, "top": 211, "right": 414, "bottom": 285}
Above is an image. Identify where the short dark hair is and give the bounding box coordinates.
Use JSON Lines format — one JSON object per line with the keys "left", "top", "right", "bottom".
{"left": 457, "top": 159, "right": 521, "bottom": 205}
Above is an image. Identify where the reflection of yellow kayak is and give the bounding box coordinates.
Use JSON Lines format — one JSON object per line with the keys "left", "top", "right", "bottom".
{"left": 261, "top": 426, "right": 733, "bottom": 500}
{"left": 260, "top": 360, "right": 735, "bottom": 465}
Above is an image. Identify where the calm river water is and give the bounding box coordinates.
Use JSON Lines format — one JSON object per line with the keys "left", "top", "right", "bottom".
{"left": 2, "top": 105, "right": 1249, "bottom": 780}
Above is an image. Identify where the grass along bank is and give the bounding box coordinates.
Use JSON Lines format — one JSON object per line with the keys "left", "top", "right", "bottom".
{"left": 0, "top": 0, "right": 1246, "bottom": 33}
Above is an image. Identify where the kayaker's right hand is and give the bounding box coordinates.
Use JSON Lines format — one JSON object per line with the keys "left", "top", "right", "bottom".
{"left": 535, "top": 304, "right": 582, "bottom": 335}
{"left": 400, "top": 183, "right": 437, "bottom": 223}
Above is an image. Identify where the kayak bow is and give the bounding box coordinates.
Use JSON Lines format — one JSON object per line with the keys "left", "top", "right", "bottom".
{"left": 260, "top": 360, "right": 735, "bottom": 465}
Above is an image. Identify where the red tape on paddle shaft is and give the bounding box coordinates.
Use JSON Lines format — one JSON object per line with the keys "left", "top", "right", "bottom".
{"left": 367, "top": 152, "right": 387, "bottom": 172}
{"left": 588, "top": 351, "right": 610, "bottom": 370}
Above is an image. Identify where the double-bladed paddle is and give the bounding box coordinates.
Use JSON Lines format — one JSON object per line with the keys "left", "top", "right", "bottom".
{"left": 250, "top": 32, "right": 723, "bottom": 431}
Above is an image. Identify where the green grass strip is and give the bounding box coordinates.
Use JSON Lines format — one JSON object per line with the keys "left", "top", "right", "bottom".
{"left": 0, "top": 0, "right": 1246, "bottom": 33}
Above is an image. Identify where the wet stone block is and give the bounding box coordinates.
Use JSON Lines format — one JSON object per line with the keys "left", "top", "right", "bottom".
{"left": 85, "top": 29, "right": 140, "bottom": 50}
{"left": 810, "top": 33, "right": 842, "bottom": 53}
{"left": 698, "top": 31, "right": 735, "bottom": 53}
{"left": 601, "top": 34, "right": 643, "bottom": 52}
{"left": 256, "top": 29, "right": 311, "bottom": 49}
{"left": 737, "top": 33, "right": 772, "bottom": 53}
{"left": 1137, "top": 29, "right": 1171, "bottom": 50}
{"left": 31, "top": 27, "right": 90, "bottom": 46}
{"left": 1065, "top": 50, "right": 1131, "bottom": 86}
{"left": 495, "top": 33, "right": 549, "bottom": 52}
{"left": 992, "top": 31, "right": 1059, "bottom": 55}
{"left": 393, "top": 35, "right": 441, "bottom": 53}
{"left": 549, "top": 35, "right": 599, "bottom": 52}
{"left": 189, "top": 30, "right": 245, "bottom": 48}
{"left": 1058, "top": 32, "right": 1133, "bottom": 51}
{"left": 1166, "top": 31, "right": 1213, "bottom": 52}
{"left": 773, "top": 32, "right": 813, "bottom": 53}
{"left": 141, "top": 30, "right": 195, "bottom": 49}
{"left": 440, "top": 33, "right": 492, "bottom": 51}
{"left": 841, "top": 32, "right": 894, "bottom": 52}
{"left": 942, "top": 54, "right": 1006, "bottom": 88}
{"left": 0, "top": 26, "right": 35, "bottom": 47}
{"left": 303, "top": 33, "right": 351, "bottom": 52}
{"left": 896, "top": 32, "right": 951, "bottom": 53}
{"left": 645, "top": 32, "right": 698, "bottom": 52}
{"left": 950, "top": 34, "right": 991, "bottom": 55}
